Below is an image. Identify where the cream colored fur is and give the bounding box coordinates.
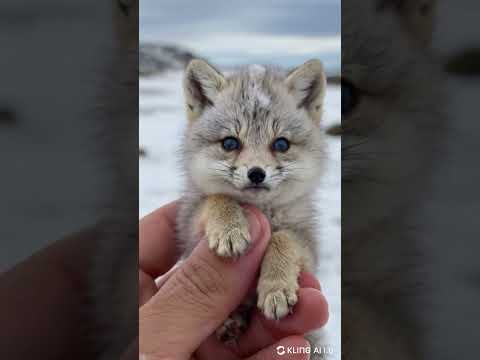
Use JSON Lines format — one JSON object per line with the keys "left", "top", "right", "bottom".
{"left": 177, "top": 59, "right": 326, "bottom": 342}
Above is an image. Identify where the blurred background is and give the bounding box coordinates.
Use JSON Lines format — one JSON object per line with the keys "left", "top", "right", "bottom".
{"left": 139, "top": 0, "right": 341, "bottom": 357}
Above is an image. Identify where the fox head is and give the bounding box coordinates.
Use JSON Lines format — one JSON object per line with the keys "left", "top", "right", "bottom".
{"left": 181, "top": 60, "right": 326, "bottom": 206}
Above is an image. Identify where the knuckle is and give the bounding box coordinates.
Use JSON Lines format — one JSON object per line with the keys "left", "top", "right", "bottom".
{"left": 176, "top": 256, "right": 228, "bottom": 308}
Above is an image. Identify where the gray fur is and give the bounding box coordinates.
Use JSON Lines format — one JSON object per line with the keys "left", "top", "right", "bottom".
{"left": 176, "top": 59, "right": 327, "bottom": 346}
{"left": 177, "top": 62, "right": 326, "bottom": 266}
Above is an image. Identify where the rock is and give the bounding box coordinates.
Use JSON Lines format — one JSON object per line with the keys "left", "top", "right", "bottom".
{"left": 140, "top": 43, "right": 196, "bottom": 76}
{"left": 326, "top": 123, "right": 342, "bottom": 136}
{"left": 0, "top": 107, "right": 17, "bottom": 127}
{"left": 327, "top": 75, "right": 341, "bottom": 85}
{"left": 445, "top": 48, "right": 480, "bottom": 76}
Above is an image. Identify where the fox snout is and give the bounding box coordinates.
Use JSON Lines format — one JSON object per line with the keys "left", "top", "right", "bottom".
{"left": 247, "top": 167, "right": 266, "bottom": 185}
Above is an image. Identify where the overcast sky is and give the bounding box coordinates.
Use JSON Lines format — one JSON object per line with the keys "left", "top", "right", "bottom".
{"left": 140, "top": 0, "right": 340, "bottom": 72}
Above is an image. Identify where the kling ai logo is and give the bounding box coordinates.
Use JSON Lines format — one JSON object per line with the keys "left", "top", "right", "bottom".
{"left": 275, "top": 345, "right": 333, "bottom": 356}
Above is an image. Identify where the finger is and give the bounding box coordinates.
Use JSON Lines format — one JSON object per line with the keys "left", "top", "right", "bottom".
{"left": 155, "top": 265, "right": 179, "bottom": 289}
{"left": 260, "top": 288, "right": 329, "bottom": 335}
{"left": 196, "top": 334, "right": 311, "bottom": 360}
{"left": 195, "top": 335, "right": 238, "bottom": 360}
{"left": 140, "top": 207, "right": 271, "bottom": 360}
{"left": 247, "top": 336, "right": 310, "bottom": 360}
{"left": 298, "top": 272, "right": 321, "bottom": 291}
{"left": 139, "top": 201, "right": 179, "bottom": 278}
{"left": 140, "top": 265, "right": 181, "bottom": 307}
{"left": 139, "top": 270, "right": 158, "bottom": 307}
{"left": 236, "top": 288, "right": 328, "bottom": 357}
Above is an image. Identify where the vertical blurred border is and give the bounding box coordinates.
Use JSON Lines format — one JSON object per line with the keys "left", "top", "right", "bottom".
{"left": 342, "top": 1, "right": 480, "bottom": 359}
{"left": 0, "top": 1, "right": 139, "bottom": 359}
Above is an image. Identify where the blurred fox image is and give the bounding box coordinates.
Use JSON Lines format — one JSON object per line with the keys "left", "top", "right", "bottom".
{"left": 342, "top": 1, "right": 444, "bottom": 359}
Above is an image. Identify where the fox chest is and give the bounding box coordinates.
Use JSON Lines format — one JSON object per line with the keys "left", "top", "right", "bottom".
{"left": 259, "top": 205, "right": 293, "bottom": 232}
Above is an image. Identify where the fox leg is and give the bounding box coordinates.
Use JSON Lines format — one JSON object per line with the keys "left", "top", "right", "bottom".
{"left": 257, "top": 230, "right": 310, "bottom": 320}
{"left": 196, "top": 194, "right": 251, "bottom": 258}
{"left": 216, "top": 297, "right": 255, "bottom": 343}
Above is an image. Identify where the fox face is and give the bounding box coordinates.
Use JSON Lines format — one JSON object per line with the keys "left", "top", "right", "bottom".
{"left": 181, "top": 60, "right": 326, "bottom": 206}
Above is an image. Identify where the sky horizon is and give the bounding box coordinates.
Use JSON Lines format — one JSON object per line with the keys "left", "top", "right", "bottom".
{"left": 140, "top": 0, "right": 340, "bottom": 73}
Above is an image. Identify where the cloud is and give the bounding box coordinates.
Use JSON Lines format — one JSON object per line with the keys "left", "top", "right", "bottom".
{"left": 140, "top": 0, "right": 340, "bottom": 38}
{"left": 140, "top": 0, "right": 341, "bottom": 69}
{"left": 179, "top": 32, "right": 340, "bottom": 56}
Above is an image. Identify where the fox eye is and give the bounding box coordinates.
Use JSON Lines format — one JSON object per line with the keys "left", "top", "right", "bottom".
{"left": 341, "top": 80, "right": 359, "bottom": 117}
{"left": 222, "top": 137, "right": 241, "bottom": 151}
{"left": 272, "top": 137, "right": 290, "bottom": 153}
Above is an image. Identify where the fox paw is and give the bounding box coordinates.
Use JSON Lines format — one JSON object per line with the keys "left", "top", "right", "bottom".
{"left": 216, "top": 315, "right": 249, "bottom": 343}
{"left": 257, "top": 283, "right": 298, "bottom": 320}
{"left": 206, "top": 218, "right": 250, "bottom": 258}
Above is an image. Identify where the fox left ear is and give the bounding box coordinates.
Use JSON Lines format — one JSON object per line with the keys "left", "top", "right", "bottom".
{"left": 183, "top": 59, "right": 226, "bottom": 123}
{"left": 285, "top": 59, "right": 326, "bottom": 124}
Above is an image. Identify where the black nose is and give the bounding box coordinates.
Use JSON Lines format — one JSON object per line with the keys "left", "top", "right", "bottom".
{"left": 247, "top": 167, "right": 266, "bottom": 184}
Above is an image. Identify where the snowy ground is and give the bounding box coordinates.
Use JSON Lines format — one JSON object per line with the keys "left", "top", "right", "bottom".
{"left": 139, "top": 71, "right": 340, "bottom": 357}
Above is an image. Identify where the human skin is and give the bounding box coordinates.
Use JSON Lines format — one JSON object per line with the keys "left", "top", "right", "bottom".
{"left": 139, "top": 201, "right": 329, "bottom": 360}
{"left": 0, "top": 201, "right": 328, "bottom": 360}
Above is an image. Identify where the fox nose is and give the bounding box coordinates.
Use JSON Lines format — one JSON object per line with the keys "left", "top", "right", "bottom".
{"left": 247, "top": 167, "right": 266, "bottom": 184}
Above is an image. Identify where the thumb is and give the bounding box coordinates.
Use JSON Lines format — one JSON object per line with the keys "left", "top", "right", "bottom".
{"left": 139, "top": 206, "right": 271, "bottom": 359}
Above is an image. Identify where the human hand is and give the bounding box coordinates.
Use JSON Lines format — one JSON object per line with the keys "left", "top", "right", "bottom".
{"left": 139, "top": 201, "right": 328, "bottom": 360}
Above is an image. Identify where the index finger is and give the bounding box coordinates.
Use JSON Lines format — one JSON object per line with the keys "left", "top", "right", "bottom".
{"left": 139, "top": 201, "right": 179, "bottom": 278}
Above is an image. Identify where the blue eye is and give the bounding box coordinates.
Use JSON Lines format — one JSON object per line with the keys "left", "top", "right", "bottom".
{"left": 222, "top": 137, "right": 241, "bottom": 151}
{"left": 341, "top": 80, "right": 358, "bottom": 116}
{"left": 272, "top": 137, "right": 290, "bottom": 152}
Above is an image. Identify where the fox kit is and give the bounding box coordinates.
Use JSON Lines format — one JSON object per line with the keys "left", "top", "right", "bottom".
{"left": 176, "top": 59, "right": 327, "bottom": 341}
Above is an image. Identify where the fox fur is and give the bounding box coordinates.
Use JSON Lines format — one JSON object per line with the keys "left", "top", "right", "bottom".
{"left": 176, "top": 59, "right": 327, "bottom": 342}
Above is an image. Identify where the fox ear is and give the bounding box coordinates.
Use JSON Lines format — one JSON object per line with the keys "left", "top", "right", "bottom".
{"left": 285, "top": 59, "right": 326, "bottom": 124}
{"left": 401, "top": 0, "right": 437, "bottom": 47}
{"left": 183, "top": 59, "right": 226, "bottom": 122}
{"left": 379, "top": 0, "right": 437, "bottom": 47}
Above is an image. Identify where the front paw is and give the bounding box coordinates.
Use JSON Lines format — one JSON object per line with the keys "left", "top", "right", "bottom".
{"left": 257, "top": 281, "right": 299, "bottom": 320}
{"left": 216, "top": 314, "right": 248, "bottom": 343}
{"left": 206, "top": 217, "right": 251, "bottom": 258}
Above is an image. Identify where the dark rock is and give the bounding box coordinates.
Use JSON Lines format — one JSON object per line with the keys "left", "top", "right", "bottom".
{"left": 140, "top": 43, "right": 196, "bottom": 76}
{"left": 0, "top": 107, "right": 17, "bottom": 127}
{"left": 327, "top": 75, "right": 341, "bottom": 85}
{"left": 445, "top": 48, "right": 480, "bottom": 76}
{"left": 326, "top": 123, "right": 342, "bottom": 136}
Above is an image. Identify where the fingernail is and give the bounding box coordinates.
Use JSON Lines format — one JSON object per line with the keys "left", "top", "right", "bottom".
{"left": 244, "top": 208, "right": 263, "bottom": 244}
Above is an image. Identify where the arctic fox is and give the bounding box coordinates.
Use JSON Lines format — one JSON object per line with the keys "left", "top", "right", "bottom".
{"left": 176, "top": 59, "right": 327, "bottom": 341}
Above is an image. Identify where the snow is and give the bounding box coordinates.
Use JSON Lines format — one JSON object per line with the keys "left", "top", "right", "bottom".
{"left": 139, "top": 71, "right": 340, "bottom": 358}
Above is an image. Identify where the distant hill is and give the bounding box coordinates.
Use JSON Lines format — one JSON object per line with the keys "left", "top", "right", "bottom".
{"left": 327, "top": 75, "right": 341, "bottom": 85}
{"left": 140, "top": 43, "right": 342, "bottom": 83}
{"left": 445, "top": 48, "right": 480, "bottom": 76}
{"left": 140, "top": 43, "right": 196, "bottom": 76}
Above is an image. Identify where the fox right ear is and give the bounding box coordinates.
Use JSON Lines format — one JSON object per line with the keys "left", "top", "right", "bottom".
{"left": 285, "top": 59, "right": 326, "bottom": 125}
{"left": 400, "top": 0, "right": 437, "bottom": 47}
{"left": 378, "top": 0, "right": 437, "bottom": 47}
{"left": 183, "top": 59, "right": 226, "bottom": 122}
